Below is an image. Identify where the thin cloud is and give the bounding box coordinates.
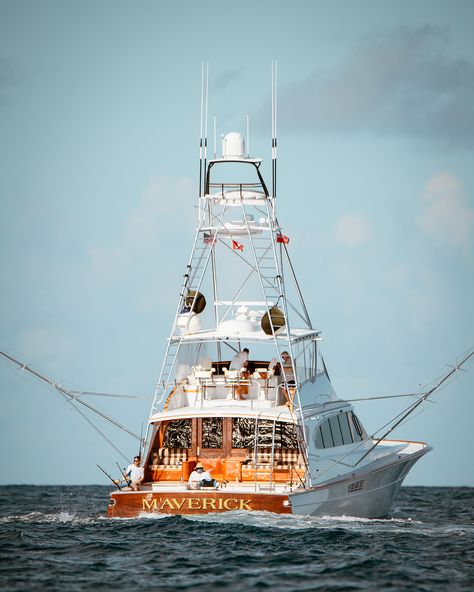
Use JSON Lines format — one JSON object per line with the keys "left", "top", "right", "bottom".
{"left": 212, "top": 68, "right": 241, "bottom": 92}
{"left": 334, "top": 213, "right": 373, "bottom": 247}
{"left": 278, "top": 26, "right": 474, "bottom": 147}
{"left": 418, "top": 171, "right": 474, "bottom": 250}
{"left": 86, "top": 175, "right": 194, "bottom": 283}
{"left": 17, "top": 328, "right": 76, "bottom": 368}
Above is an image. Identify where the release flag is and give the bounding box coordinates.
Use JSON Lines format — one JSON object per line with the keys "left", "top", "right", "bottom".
{"left": 231, "top": 239, "right": 244, "bottom": 251}
{"left": 276, "top": 233, "right": 290, "bottom": 244}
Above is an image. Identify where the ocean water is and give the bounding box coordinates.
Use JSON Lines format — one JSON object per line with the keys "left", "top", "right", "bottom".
{"left": 0, "top": 486, "right": 472, "bottom": 591}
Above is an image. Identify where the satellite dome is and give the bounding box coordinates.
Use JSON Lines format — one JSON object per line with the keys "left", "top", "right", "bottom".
{"left": 222, "top": 132, "right": 245, "bottom": 159}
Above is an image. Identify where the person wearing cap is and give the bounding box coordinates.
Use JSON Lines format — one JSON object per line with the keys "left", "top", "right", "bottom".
{"left": 124, "top": 455, "right": 144, "bottom": 491}
{"left": 188, "top": 463, "right": 219, "bottom": 489}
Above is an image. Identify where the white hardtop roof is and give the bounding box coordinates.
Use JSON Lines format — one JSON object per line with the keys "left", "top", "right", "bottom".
{"left": 177, "top": 328, "right": 321, "bottom": 344}
{"left": 208, "top": 157, "right": 262, "bottom": 164}
{"left": 149, "top": 404, "right": 294, "bottom": 424}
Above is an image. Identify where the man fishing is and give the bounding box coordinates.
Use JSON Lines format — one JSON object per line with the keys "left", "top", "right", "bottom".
{"left": 124, "top": 455, "right": 144, "bottom": 491}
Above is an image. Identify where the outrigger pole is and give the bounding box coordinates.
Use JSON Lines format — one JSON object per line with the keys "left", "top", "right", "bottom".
{"left": 0, "top": 349, "right": 141, "bottom": 442}
{"left": 354, "top": 348, "right": 474, "bottom": 466}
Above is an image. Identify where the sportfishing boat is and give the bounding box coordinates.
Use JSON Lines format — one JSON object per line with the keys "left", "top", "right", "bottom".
{"left": 104, "top": 66, "right": 451, "bottom": 520}
{"left": 2, "top": 66, "right": 471, "bottom": 519}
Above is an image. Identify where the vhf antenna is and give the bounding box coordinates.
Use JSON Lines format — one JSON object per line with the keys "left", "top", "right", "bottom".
{"left": 199, "top": 61, "right": 209, "bottom": 199}
{"left": 213, "top": 114, "right": 217, "bottom": 159}
{"left": 271, "top": 61, "right": 278, "bottom": 200}
{"left": 246, "top": 113, "right": 250, "bottom": 158}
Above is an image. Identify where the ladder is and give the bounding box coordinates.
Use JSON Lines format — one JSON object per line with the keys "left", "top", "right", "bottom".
{"left": 150, "top": 213, "right": 216, "bottom": 413}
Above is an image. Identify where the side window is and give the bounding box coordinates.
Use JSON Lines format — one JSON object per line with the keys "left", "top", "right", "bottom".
{"left": 329, "top": 415, "right": 343, "bottom": 446}
{"left": 349, "top": 412, "right": 365, "bottom": 442}
{"left": 315, "top": 425, "right": 324, "bottom": 448}
{"left": 339, "top": 413, "right": 353, "bottom": 445}
{"left": 314, "top": 412, "right": 360, "bottom": 449}
{"left": 320, "top": 419, "right": 334, "bottom": 448}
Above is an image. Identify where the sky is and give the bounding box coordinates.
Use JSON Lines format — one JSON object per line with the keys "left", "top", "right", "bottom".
{"left": 1, "top": 0, "right": 473, "bottom": 487}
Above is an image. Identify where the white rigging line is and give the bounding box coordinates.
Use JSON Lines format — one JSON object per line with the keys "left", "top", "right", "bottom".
{"left": 0, "top": 349, "right": 142, "bottom": 445}
{"left": 343, "top": 393, "right": 423, "bottom": 402}
{"left": 71, "top": 390, "right": 152, "bottom": 400}
{"left": 354, "top": 348, "right": 474, "bottom": 466}
{"left": 313, "top": 348, "right": 474, "bottom": 479}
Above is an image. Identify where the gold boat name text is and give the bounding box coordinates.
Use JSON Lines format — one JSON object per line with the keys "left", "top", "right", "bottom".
{"left": 142, "top": 497, "right": 253, "bottom": 511}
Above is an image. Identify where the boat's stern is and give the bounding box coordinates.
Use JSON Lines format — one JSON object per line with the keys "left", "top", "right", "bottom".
{"left": 107, "top": 485, "right": 292, "bottom": 518}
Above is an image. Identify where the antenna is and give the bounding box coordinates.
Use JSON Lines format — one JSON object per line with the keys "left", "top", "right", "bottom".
{"left": 271, "top": 61, "right": 278, "bottom": 199}
{"left": 246, "top": 113, "right": 250, "bottom": 157}
{"left": 213, "top": 115, "right": 217, "bottom": 159}
{"left": 199, "top": 62, "right": 205, "bottom": 197}
{"left": 203, "top": 61, "right": 209, "bottom": 194}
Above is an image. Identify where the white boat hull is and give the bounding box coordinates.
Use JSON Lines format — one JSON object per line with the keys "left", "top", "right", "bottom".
{"left": 289, "top": 447, "right": 432, "bottom": 518}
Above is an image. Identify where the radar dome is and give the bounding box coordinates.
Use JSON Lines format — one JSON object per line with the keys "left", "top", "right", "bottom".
{"left": 222, "top": 132, "right": 245, "bottom": 159}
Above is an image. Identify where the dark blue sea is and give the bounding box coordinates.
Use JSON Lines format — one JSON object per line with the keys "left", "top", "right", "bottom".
{"left": 1, "top": 486, "right": 472, "bottom": 591}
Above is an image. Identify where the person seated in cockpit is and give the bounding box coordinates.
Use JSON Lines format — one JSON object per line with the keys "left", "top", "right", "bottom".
{"left": 188, "top": 463, "right": 219, "bottom": 489}
{"left": 230, "top": 348, "right": 249, "bottom": 371}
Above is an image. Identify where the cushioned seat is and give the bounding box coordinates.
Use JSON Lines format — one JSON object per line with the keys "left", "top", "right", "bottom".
{"left": 156, "top": 448, "right": 188, "bottom": 467}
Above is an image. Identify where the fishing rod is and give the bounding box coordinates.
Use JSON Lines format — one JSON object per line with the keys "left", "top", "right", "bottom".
{"left": 139, "top": 421, "right": 144, "bottom": 459}
{"left": 116, "top": 461, "right": 131, "bottom": 487}
{"left": 0, "top": 349, "right": 141, "bottom": 441}
{"left": 97, "top": 464, "right": 122, "bottom": 491}
{"left": 354, "top": 348, "right": 474, "bottom": 466}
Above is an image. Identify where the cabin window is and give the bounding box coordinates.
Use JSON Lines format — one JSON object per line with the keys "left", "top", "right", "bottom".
{"left": 202, "top": 417, "right": 223, "bottom": 448}
{"left": 339, "top": 412, "right": 353, "bottom": 445}
{"left": 314, "top": 412, "right": 367, "bottom": 449}
{"left": 320, "top": 418, "right": 334, "bottom": 448}
{"left": 232, "top": 418, "right": 299, "bottom": 449}
{"left": 329, "top": 415, "right": 344, "bottom": 447}
{"left": 349, "top": 412, "right": 365, "bottom": 442}
{"left": 162, "top": 419, "right": 192, "bottom": 448}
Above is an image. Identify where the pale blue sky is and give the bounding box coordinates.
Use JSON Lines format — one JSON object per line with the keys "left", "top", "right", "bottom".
{"left": 1, "top": 0, "right": 473, "bottom": 486}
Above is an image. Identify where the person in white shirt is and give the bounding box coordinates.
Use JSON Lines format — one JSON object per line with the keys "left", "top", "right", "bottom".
{"left": 124, "top": 456, "right": 144, "bottom": 491}
{"left": 188, "top": 463, "right": 218, "bottom": 489}
{"left": 230, "top": 348, "right": 249, "bottom": 371}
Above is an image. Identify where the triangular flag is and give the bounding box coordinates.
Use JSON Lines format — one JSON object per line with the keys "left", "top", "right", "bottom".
{"left": 276, "top": 233, "right": 290, "bottom": 244}
{"left": 231, "top": 239, "right": 244, "bottom": 251}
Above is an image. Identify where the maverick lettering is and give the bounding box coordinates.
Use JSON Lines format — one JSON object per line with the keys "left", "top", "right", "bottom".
{"left": 142, "top": 497, "right": 253, "bottom": 511}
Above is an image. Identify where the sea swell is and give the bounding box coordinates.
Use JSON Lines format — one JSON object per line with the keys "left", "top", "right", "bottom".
{"left": 0, "top": 485, "right": 473, "bottom": 591}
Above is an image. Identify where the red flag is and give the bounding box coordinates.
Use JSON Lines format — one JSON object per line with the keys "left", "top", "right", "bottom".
{"left": 231, "top": 240, "right": 244, "bottom": 251}
{"left": 276, "top": 233, "right": 290, "bottom": 244}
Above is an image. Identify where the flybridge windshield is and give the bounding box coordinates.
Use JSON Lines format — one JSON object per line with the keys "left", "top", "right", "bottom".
{"left": 175, "top": 342, "right": 211, "bottom": 382}
{"left": 292, "top": 339, "right": 318, "bottom": 385}
{"left": 174, "top": 340, "right": 319, "bottom": 384}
